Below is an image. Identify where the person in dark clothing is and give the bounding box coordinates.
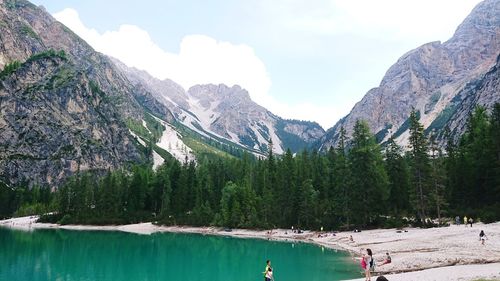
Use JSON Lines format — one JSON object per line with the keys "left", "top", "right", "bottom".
{"left": 479, "top": 230, "right": 487, "bottom": 245}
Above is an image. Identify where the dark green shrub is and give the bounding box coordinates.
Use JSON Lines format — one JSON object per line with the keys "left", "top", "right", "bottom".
{"left": 0, "top": 61, "right": 21, "bottom": 79}
{"left": 59, "top": 214, "right": 72, "bottom": 225}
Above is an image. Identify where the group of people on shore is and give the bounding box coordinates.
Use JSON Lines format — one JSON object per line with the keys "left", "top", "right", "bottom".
{"left": 454, "top": 216, "right": 488, "bottom": 245}
{"left": 263, "top": 220, "right": 488, "bottom": 281}
{"left": 455, "top": 215, "right": 474, "bottom": 227}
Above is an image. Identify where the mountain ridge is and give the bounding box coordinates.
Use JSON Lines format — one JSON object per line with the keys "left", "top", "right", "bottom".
{"left": 0, "top": 0, "right": 177, "bottom": 186}
{"left": 319, "top": 0, "right": 500, "bottom": 150}
{"left": 111, "top": 58, "right": 325, "bottom": 154}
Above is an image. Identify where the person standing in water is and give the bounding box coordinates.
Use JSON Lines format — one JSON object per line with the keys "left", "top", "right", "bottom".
{"left": 264, "top": 260, "right": 274, "bottom": 281}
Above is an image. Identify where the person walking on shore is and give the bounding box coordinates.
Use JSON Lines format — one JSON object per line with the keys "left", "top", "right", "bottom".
{"left": 464, "top": 216, "right": 468, "bottom": 227}
{"left": 469, "top": 217, "right": 473, "bottom": 227}
{"left": 479, "top": 230, "right": 487, "bottom": 245}
{"left": 264, "top": 260, "right": 274, "bottom": 281}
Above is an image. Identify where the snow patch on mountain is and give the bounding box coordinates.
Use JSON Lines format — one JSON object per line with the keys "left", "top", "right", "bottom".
{"left": 152, "top": 116, "right": 196, "bottom": 164}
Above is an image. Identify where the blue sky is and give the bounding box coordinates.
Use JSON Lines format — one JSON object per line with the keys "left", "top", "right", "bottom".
{"left": 32, "top": 0, "right": 481, "bottom": 128}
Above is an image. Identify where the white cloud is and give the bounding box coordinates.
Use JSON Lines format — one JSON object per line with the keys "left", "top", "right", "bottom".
{"left": 53, "top": 9, "right": 275, "bottom": 116}
{"left": 285, "top": 0, "right": 481, "bottom": 41}
{"left": 52, "top": 0, "right": 481, "bottom": 130}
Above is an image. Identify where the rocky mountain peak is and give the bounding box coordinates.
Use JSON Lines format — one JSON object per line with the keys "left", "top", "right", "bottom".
{"left": 319, "top": 0, "right": 499, "bottom": 150}
{"left": 113, "top": 59, "right": 325, "bottom": 154}
{"left": 0, "top": 0, "right": 175, "bottom": 186}
{"left": 188, "top": 84, "right": 251, "bottom": 103}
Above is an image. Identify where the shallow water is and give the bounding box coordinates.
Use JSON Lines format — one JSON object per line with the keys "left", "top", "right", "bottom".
{"left": 0, "top": 227, "right": 360, "bottom": 281}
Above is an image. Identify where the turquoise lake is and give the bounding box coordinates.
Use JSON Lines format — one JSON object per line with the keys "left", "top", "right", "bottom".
{"left": 0, "top": 227, "right": 360, "bottom": 281}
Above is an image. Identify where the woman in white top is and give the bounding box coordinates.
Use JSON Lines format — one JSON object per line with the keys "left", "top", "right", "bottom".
{"left": 364, "top": 249, "right": 373, "bottom": 281}
{"left": 264, "top": 260, "right": 274, "bottom": 281}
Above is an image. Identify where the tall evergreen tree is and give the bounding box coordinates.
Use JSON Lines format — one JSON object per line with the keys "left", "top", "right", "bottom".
{"left": 333, "top": 126, "right": 352, "bottom": 228}
{"left": 384, "top": 138, "right": 410, "bottom": 216}
{"left": 408, "top": 109, "right": 431, "bottom": 222}
{"left": 349, "top": 120, "right": 389, "bottom": 226}
{"left": 429, "top": 134, "right": 447, "bottom": 224}
{"left": 298, "top": 179, "right": 318, "bottom": 229}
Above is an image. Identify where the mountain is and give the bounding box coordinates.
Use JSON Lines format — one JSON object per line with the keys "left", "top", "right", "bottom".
{"left": 0, "top": 0, "right": 324, "bottom": 187}
{"left": 319, "top": 0, "right": 500, "bottom": 150}
{"left": 112, "top": 59, "right": 325, "bottom": 154}
{"left": 0, "top": 0, "right": 175, "bottom": 186}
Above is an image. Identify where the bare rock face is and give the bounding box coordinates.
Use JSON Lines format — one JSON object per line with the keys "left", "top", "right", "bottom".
{"left": 0, "top": 0, "right": 174, "bottom": 186}
{"left": 442, "top": 55, "right": 499, "bottom": 143}
{"left": 113, "top": 60, "right": 325, "bottom": 154}
{"left": 110, "top": 57, "right": 186, "bottom": 120}
{"left": 319, "top": 0, "right": 500, "bottom": 150}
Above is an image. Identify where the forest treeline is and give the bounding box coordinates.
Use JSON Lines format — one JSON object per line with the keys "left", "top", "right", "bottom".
{"left": 1, "top": 104, "right": 499, "bottom": 229}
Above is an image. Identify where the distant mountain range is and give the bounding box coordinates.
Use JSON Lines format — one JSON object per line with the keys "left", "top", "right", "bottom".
{"left": 0, "top": 0, "right": 323, "bottom": 186}
{"left": 318, "top": 0, "right": 500, "bottom": 150}
{"left": 111, "top": 59, "right": 324, "bottom": 155}
{"left": 0, "top": 0, "right": 498, "bottom": 187}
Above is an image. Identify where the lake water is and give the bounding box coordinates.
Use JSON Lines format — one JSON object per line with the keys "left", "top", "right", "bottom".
{"left": 0, "top": 227, "right": 360, "bottom": 281}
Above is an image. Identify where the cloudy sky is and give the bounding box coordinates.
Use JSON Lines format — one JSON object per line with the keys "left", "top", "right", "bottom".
{"left": 32, "top": 0, "right": 481, "bottom": 128}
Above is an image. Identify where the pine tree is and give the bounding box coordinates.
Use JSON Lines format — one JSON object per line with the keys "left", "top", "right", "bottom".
{"left": 262, "top": 139, "right": 276, "bottom": 225}
{"left": 384, "top": 138, "right": 410, "bottom": 216}
{"left": 490, "top": 104, "right": 500, "bottom": 203}
{"left": 408, "top": 109, "right": 431, "bottom": 222}
{"left": 298, "top": 179, "right": 318, "bottom": 229}
{"left": 277, "top": 149, "right": 297, "bottom": 227}
{"left": 429, "top": 134, "right": 447, "bottom": 225}
{"left": 349, "top": 120, "right": 389, "bottom": 226}
{"left": 333, "top": 126, "right": 351, "bottom": 229}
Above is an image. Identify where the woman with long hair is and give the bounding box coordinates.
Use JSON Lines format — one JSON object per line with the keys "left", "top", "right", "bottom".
{"left": 361, "top": 248, "right": 373, "bottom": 281}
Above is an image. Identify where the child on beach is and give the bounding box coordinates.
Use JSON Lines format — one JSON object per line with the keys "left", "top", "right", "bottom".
{"left": 479, "top": 230, "right": 487, "bottom": 245}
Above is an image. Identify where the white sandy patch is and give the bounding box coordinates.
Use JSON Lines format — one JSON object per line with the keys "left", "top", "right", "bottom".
{"left": 326, "top": 223, "right": 500, "bottom": 274}
{"left": 152, "top": 150, "right": 164, "bottom": 170}
{"left": 129, "top": 129, "right": 147, "bottom": 147}
{"left": 264, "top": 120, "right": 284, "bottom": 154}
{"left": 187, "top": 96, "right": 221, "bottom": 130}
{"left": 151, "top": 115, "right": 195, "bottom": 163}
{"left": 141, "top": 119, "right": 151, "bottom": 133}
{"left": 179, "top": 112, "right": 211, "bottom": 138}
{"left": 346, "top": 263, "right": 500, "bottom": 281}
